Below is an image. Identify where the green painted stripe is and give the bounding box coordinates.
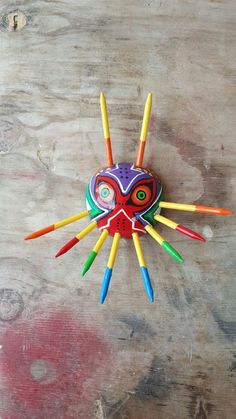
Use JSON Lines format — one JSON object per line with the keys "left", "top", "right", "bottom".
{"left": 86, "top": 184, "right": 103, "bottom": 219}
{"left": 142, "top": 191, "right": 164, "bottom": 225}
{"left": 162, "top": 241, "right": 184, "bottom": 263}
{"left": 81, "top": 250, "right": 97, "bottom": 276}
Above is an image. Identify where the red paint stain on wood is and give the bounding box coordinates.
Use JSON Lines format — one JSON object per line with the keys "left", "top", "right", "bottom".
{"left": 0, "top": 170, "right": 38, "bottom": 179}
{"left": 0, "top": 311, "right": 109, "bottom": 417}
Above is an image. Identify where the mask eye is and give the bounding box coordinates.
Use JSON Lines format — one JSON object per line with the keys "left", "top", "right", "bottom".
{"left": 131, "top": 185, "right": 151, "bottom": 206}
{"left": 96, "top": 182, "right": 115, "bottom": 208}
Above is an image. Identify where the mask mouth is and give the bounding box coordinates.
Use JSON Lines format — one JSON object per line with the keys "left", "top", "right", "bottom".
{"left": 114, "top": 212, "right": 132, "bottom": 235}
{"left": 98, "top": 208, "right": 146, "bottom": 238}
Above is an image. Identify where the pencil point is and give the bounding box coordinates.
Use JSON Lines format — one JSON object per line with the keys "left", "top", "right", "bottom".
{"left": 55, "top": 237, "right": 79, "bottom": 258}
{"left": 162, "top": 241, "right": 184, "bottom": 263}
{"left": 100, "top": 267, "right": 112, "bottom": 304}
{"left": 24, "top": 225, "right": 55, "bottom": 240}
{"left": 81, "top": 268, "right": 86, "bottom": 277}
{"left": 100, "top": 296, "right": 105, "bottom": 304}
{"left": 220, "top": 209, "right": 233, "bottom": 215}
{"left": 81, "top": 251, "right": 97, "bottom": 276}
{"left": 176, "top": 225, "right": 206, "bottom": 242}
{"left": 199, "top": 236, "right": 206, "bottom": 242}
{"left": 24, "top": 232, "right": 38, "bottom": 240}
{"left": 140, "top": 267, "right": 154, "bottom": 302}
{"left": 100, "top": 92, "right": 106, "bottom": 104}
{"left": 195, "top": 206, "right": 233, "bottom": 215}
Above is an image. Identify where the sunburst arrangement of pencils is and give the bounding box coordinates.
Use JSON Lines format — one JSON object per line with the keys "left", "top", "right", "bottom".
{"left": 25, "top": 93, "right": 233, "bottom": 303}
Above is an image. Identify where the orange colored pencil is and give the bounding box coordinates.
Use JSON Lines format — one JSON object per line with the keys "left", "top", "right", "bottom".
{"left": 159, "top": 202, "right": 233, "bottom": 216}
{"left": 24, "top": 210, "right": 90, "bottom": 240}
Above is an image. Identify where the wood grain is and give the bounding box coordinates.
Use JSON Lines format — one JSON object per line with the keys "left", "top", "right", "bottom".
{"left": 0, "top": 0, "right": 236, "bottom": 418}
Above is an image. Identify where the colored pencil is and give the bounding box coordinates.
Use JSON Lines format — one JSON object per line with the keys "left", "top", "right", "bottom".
{"left": 145, "top": 225, "right": 184, "bottom": 263}
{"left": 100, "top": 232, "right": 120, "bottom": 304}
{"left": 100, "top": 92, "right": 113, "bottom": 166}
{"left": 159, "top": 201, "right": 233, "bottom": 215}
{"left": 154, "top": 214, "right": 205, "bottom": 242}
{"left": 132, "top": 232, "right": 154, "bottom": 302}
{"left": 55, "top": 221, "right": 97, "bottom": 258}
{"left": 81, "top": 229, "right": 109, "bottom": 276}
{"left": 136, "top": 93, "right": 152, "bottom": 167}
{"left": 24, "top": 210, "right": 90, "bottom": 240}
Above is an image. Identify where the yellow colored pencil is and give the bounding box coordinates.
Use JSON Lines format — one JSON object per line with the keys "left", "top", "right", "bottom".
{"left": 81, "top": 229, "right": 109, "bottom": 276}
{"left": 55, "top": 221, "right": 97, "bottom": 258}
{"left": 154, "top": 214, "right": 205, "bottom": 242}
{"left": 136, "top": 93, "right": 152, "bottom": 167}
{"left": 132, "top": 232, "right": 154, "bottom": 301}
{"left": 145, "top": 224, "right": 184, "bottom": 263}
{"left": 24, "top": 210, "right": 90, "bottom": 240}
{"left": 100, "top": 232, "right": 120, "bottom": 303}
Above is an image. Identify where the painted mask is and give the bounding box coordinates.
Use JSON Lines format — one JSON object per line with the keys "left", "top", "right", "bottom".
{"left": 86, "top": 163, "right": 162, "bottom": 238}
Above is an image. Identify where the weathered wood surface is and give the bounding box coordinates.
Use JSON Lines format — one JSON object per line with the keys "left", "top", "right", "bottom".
{"left": 0, "top": 0, "right": 236, "bottom": 418}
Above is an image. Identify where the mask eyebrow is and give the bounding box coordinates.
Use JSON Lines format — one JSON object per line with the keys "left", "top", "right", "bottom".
{"left": 97, "top": 179, "right": 114, "bottom": 187}
{"left": 129, "top": 180, "right": 154, "bottom": 194}
{"left": 125, "top": 181, "right": 155, "bottom": 206}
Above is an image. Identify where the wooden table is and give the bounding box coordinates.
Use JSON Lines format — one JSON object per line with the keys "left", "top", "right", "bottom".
{"left": 0, "top": 1, "right": 235, "bottom": 418}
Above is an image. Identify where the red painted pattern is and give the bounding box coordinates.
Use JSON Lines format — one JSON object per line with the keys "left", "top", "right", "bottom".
{"left": 0, "top": 311, "right": 109, "bottom": 418}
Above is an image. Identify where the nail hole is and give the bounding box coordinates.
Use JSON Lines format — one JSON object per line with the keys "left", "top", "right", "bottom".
{"left": 1, "top": 10, "right": 27, "bottom": 32}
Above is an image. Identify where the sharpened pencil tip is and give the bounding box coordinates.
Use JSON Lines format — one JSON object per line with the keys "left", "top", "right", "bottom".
{"left": 162, "top": 241, "right": 184, "bottom": 264}
{"left": 81, "top": 251, "right": 97, "bottom": 277}
{"left": 55, "top": 249, "right": 66, "bottom": 258}
{"left": 24, "top": 233, "right": 36, "bottom": 240}
{"left": 221, "top": 209, "right": 233, "bottom": 215}
{"left": 81, "top": 265, "right": 89, "bottom": 276}
{"left": 24, "top": 225, "right": 55, "bottom": 240}
{"left": 100, "top": 267, "right": 112, "bottom": 304}
{"left": 176, "top": 225, "right": 206, "bottom": 242}
{"left": 175, "top": 252, "right": 184, "bottom": 263}
{"left": 147, "top": 92, "right": 152, "bottom": 103}
{"left": 195, "top": 206, "right": 233, "bottom": 216}
{"left": 140, "top": 266, "right": 154, "bottom": 302}
{"left": 147, "top": 288, "right": 154, "bottom": 302}
{"left": 55, "top": 237, "right": 79, "bottom": 258}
